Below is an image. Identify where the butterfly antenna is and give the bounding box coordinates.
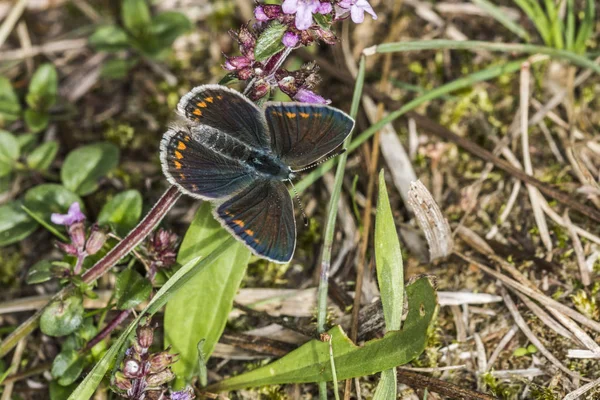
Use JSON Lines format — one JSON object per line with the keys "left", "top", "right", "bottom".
{"left": 287, "top": 179, "right": 308, "bottom": 226}
{"left": 292, "top": 148, "right": 347, "bottom": 173}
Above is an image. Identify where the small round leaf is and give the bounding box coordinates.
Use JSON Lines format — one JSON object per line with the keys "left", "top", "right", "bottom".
{"left": 41, "top": 294, "right": 84, "bottom": 337}
{"left": 24, "top": 184, "right": 83, "bottom": 224}
{"left": 61, "top": 142, "right": 120, "bottom": 196}
{"left": 115, "top": 269, "right": 152, "bottom": 310}
{"left": 0, "top": 130, "right": 19, "bottom": 177}
{"left": 0, "top": 201, "right": 37, "bottom": 246}
{"left": 51, "top": 349, "right": 85, "bottom": 386}
{"left": 26, "top": 141, "right": 59, "bottom": 171}
{"left": 97, "top": 189, "right": 142, "bottom": 236}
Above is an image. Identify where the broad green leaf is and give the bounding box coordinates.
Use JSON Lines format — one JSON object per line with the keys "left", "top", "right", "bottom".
{"left": 24, "top": 109, "right": 50, "bottom": 133}
{"left": 165, "top": 202, "right": 251, "bottom": 387}
{"left": 97, "top": 190, "right": 142, "bottom": 236}
{"left": 50, "top": 380, "right": 77, "bottom": 400}
{"left": 89, "top": 26, "right": 130, "bottom": 52}
{"left": 373, "top": 368, "right": 397, "bottom": 400}
{"left": 23, "top": 184, "right": 83, "bottom": 225}
{"left": 41, "top": 294, "right": 84, "bottom": 337}
{"left": 27, "top": 140, "right": 59, "bottom": 171}
{"left": 208, "top": 277, "right": 436, "bottom": 391}
{"left": 0, "top": 130, "right": 19, "bottom": 177}
{"left": 115, "top": 269, "right": 152, "bottom": 310}
{"left": 122, "top": 0, "right": 152, "bottom": 37}
{"left": 27, "top": 260, "right": 54, "bottom": 284}
{"left": 68, "top": 238, "right": 235, "bottom": 400}
{"left": 0, "top": 201, "right": 37, "bottom": 246}
{"left": 374, "top": 170, "right": 403, "bottom": 398}
{"left": 375, "top": 170, "right": 403, "bottom": 331}
{"left": 0, "top": 77, "right": 21, "bottom": 125}
{"left": 254, "top": 21, "right": 286, "bottom": 61}
{"left": 51, "top": 350, "right": 84, "bottom": 386}
{"left": 61, "top": 142, "right": 119, "bottom": 196}
{"left": 150, "top": 11, "right": 192, "bottom": 51}
{"left": 17, "top": 133, "right": 37, "bottom": 152}
{"left": 26, "top": 63, "right": 58, "bottom": 111}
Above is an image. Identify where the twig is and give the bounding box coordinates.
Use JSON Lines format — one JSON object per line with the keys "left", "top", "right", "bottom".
{"left": 563, "top": 211, "right": 591, "bottom": 286}
{"left": 486, "top": 325, "right": 518, "bottom": 371}
{"left": 0, "top": 0, "right": 29, "bottom": 48}
{"left": 0, "top": 339, "right": 26, "bottom": 400}
{"left": 395, "top": 369, "right": 497, "bottom": 400}
{"left": 563, "top": 376, "right": 600, "bottom": 400}
{"left": 0, "top": 38, "right": 88, "bottom": 61}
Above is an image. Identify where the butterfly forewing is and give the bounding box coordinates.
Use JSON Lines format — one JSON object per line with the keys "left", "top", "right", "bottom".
{"left": 160, "top": 126, "right": 254, "bottom": 199}
{"left": 214, "top": 180, "right": 296, "bottom": 263}
{"left": 178, "top": 85, "right": 270, "bottom": 150}
{"left": 265, "top": 102, "right": 354, "bottom": 169}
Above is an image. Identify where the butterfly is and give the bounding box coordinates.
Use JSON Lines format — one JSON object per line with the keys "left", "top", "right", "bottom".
{"left": 160, "top": 85, "right": 354, "bottom": 263}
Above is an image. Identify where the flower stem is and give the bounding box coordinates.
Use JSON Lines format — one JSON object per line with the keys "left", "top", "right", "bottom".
{"left": 0, "top": 185, "right": 181, "bottom": 357}
{"left": 83, "top": 309, "right": 131, "bottom": 352}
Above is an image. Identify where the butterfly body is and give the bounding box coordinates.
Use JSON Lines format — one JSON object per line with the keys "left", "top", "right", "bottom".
{"left": 161, "top": 85, "right": 354, "bottom": 263}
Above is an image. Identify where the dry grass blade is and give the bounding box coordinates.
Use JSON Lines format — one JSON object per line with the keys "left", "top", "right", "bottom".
{"left": 500, "top": 287, "right": 585, "bottom": 381}
{"left": 407, "top": 180, "right": 453, "bottom": 260}
{"left": 487, "top": 325, "right": 518, "bottom": 371}
{"left": 563, "top": 376, "right": 600, "bottom": 400}
{"left": 563, "top": 211, "right": 591, "bottom": 286}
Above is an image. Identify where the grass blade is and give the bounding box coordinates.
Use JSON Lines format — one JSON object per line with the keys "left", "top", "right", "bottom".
{"left": 68, "top": 237, "right": 235, "bottom": 400}
{"left": 471, "top": 0, "right": 531, "bottom": 41}
{"left": 513, "top": 0, "right": 552, "bottom": 45}
{"left": 565, "top": 0, "right": 575, "bottom": 51}
{"left": 574, "top": 0, "right": 595, "bottom": 54}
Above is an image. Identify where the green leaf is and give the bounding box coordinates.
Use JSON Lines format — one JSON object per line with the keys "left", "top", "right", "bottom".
{"left": 254, "top": 21, "right": 286, "bottom": 61}
{"left": 27, "top": 260, "right": 54, "bottom": 284}
{"left": 375, "top": 170, "right": 403, "bottom": 331}
{"left": 52, "top": 350, "right": 85, "bottom": 386}
{"left": 26, "top": 140, "right": 59, "bottom": 171}
{"left": 0, "top": 201, "right": 37, "bottom": 246}
{"left": 16, "top": 133, "right": 37, "bottom": 152}
{"left": 373, "top": 368, "right": 397, "bottom": 400}
{"left": 122, "top": 0, "right": 152, "bottom": 37}
{"left": 23, "top": 184, "right": 83, "bottom": 225}
{"left": 68, "top": 238, "right": 235, "bottom": 400}
{"left": 97, "top": 190, "right": 142, "bottom": 236}
{"left": 374, "top": 170, "right": 403, "bottom": 398}
{"left": 26, "top": 63, "right": 58, "bottom": 111}
{"left": 149, "top": 11, "right": 192, "bottom": 50}
{"left": 0, "top": 130, "right": 19, "bottom": 177}
{"left": 115, "top": 269, "right": 152, "bottom": 310}
{"left": 0, "top": 76, "right": 21, "bottom": 126}
{"left": 165, "top": 202, "right": 251, "bottom": 387}
{"left": 208, "top": 277, "right": 437, "bottom": 391}
{"left": 89, "top": 26, "right": 130, "bottom": 52}
{"left": 61, "top": 142, "right": 120, "bottom": 196}
{"left": 24, "top": 109, "right": 50, "bottom": 133}
{"left": 41, "top": 294, "right": 84, "bottom": 337}
{"left": 197, "top": 339, "right": 208, "bottom": 387}
{"left": 574, "top": 0, "right": 595, "bottom": 54}
{"left": 50, "top": 380, "right": 77, "bottom": 400}
{"left": 100, "top": 58, "right": 138, "bottom": 79}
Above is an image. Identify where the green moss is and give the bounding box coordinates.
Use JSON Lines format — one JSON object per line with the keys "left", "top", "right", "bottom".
{"left": 0, "top": 248, "right": 22, "bottom": 286}
{"left": 571, "top": 290, "right": 599, "bottom": 320}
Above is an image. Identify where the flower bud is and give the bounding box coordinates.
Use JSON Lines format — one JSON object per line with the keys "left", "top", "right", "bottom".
{"left": 254, "top": 5, "right": 269, "bottom": 21}
{"left": 145, "top": 390, "right": 166, "bottom": 400}
{"left": 113, "top": 371, "right": 132, "bottom": 391}
{"left": 262, "top": 4, "right": 282, "bottom": 19}
{"left": 224, "top": 56, "right": 252, "bottom": 70}
{"left": 69, "top": 221, "right": 86, "bottom": 250}
{"left": 237, "top": 67, "right": 254, "bottom": 80}
{"left": 136, "top": 322, "right": 154, "bottom": 350}
{"left": 282, "top": 31, "right": 299, "bottom": 47}
{"left": 277, "top": 75, "right": 298, "bottom": 97}
{"left": 149, "top": 350, "right": 178, "bottom": 373}
{"left": 122, "top": 358, "right": 143, "bottom": 378}
{"left": 85, "top": 225, "right": 106, "bottom": 255}
{"left": 248, "top": 79, "right": 270, "bottom": 101}
{"left": 56, "top": 241, "right": 78, "bottom": 256}
{"left": 237, "top": 25, "right": 256, "bottom": 58}
{"left": 313, "top": 27, "right": 337, "bottom": 45}
{"left": 146, "top": 369, "right": 175, "bottom": 387}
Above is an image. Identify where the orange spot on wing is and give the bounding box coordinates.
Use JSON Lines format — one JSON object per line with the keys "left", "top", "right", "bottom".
{"left": 314, "top": 113, "right": 322, "bottom": 118}
{"left": 244, "top": 229, "right": 255, "bottom": 236}
{"left": 205, "top": 97, "right": 214, "bottom": 103}
{"left": 174, "top": 161, "right": 182, "bottom": 169}
{"left": 175, "top": 151, "right": 184, "bottom": 159}
{"left": 197, "top": 101, "right": 207, "bottom": 108}
{"left": 286, "top": 112, "right": 296, "bottom": 119}
{"left": 179, "top": 173, "right": 186, "bottom": 180}
{"left": 184, "top": 135, "right": 191, "bottom": 142}
{"left": 177, "top": 141, "right": 187, "bottom": 150}
{"left": 193, "top": 109, "right": 202, "bottom": 116}
{"left": 300, "top": 112, "right": 310, "bottom": 119}
{"left": 217, "top": 95, "right": 223, "bottom": 100}
{"left": 233, "top": 219, "right": 245, "bottom": 228}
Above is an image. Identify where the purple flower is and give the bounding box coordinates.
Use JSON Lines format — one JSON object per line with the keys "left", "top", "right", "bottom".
{"left": 171, "top": 388, "right": 195, "bottom": 400}
{"left": 282, "top": 0, "right": 332, "bottom": 30}
{"left": 282, "top": 31, "right": 300, "bottom": 47}
{"left": 254, "top": 5, "right": 269, "bottom": 21}
{"left": 337, "top": 0, "right": 377, "bottom": 23}
{"left": 51, "top": 202, "right": 85, "bottom": 226}
{"left": 294, "top": 88, "right": 331, "bottom": 104}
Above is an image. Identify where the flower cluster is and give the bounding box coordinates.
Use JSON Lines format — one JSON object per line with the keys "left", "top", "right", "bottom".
{"left": 146, "top": 228, "right": 179, "bottom": 270}
{"left": 112, "top": 321, "right": 194, "bottom": 400}
{"left": 224, "top": 0, "right": 377, "bottom": 103}
{"left": 51, "top": 202, "right": 106, "bottom": 275}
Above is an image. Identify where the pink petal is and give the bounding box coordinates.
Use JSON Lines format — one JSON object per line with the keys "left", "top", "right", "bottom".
{"left": 350, "top": 5, "right": 365, "bottom": 23}
{"left": 317, "top": 2, "right": 332, "bottom": 14}
{"left": 356, "top": 0, "right": 377, "bottom": 19}
{"left": 295, "top": 4, "right": 314, "bottom": 30}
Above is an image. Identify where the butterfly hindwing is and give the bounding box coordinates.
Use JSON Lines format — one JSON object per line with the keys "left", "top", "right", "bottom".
{"left": 214, "top": 180, "right": 296, "bottom": 263}
{"left": 160, "top": 126, "right": 255, "bottom": 199}
{"left": 178, "top": 84, "right": 270, "bottom": 150}
{"left": 264, "top": 102, "right": 355, "bottom": 169}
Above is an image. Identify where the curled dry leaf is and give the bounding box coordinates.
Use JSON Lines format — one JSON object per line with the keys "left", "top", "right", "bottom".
{"left": 407, "top": 180, "right": 453, "bottom": 260}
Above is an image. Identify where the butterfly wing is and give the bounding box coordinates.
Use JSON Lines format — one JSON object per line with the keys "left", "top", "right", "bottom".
{"left": 264, "top": 102, "right": 355, "bottom": 170}
{"left": 214, "top": 180, "right": 296, "bottom": 263}
{"left": 160, "top": 126, "right": 254, "bottom": 199}
{"left": 178, "top": 84, "right": 270, "bottom": 150}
